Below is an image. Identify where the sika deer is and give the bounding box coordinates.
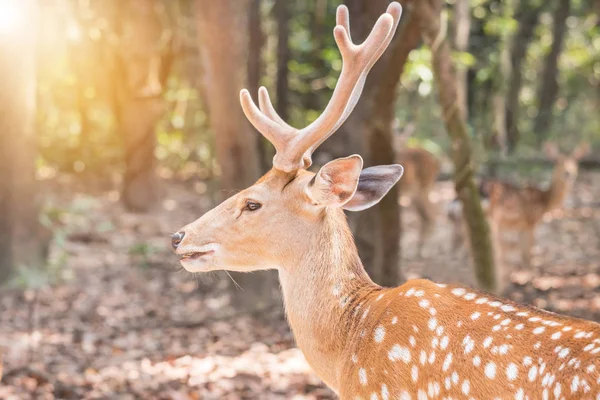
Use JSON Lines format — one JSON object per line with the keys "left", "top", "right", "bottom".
{"left": 394, "top": 129, "right": 441, "bottom": 258}
{"left": 449, "top": 142, "right": 589, "bottom": 290}
{"left": 172, "top": 4, "right": 600, "bottom": 398}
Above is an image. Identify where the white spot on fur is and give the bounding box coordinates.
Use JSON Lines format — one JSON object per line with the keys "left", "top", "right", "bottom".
{"left": 411, "top": 365, "right": 418, "bottom": 382}
{"left": 571, "top": 375, "right": 580, "bottom": 392}
{"left": 515, "top": 388, "right": 524, "bottom": 400}
{"left": 506, "top": 363, "right": 518, "bottom": 381}
{"left": 463, "top": 335, "right": 475, "bottom": 354}
{"left": 440, "top": 336, "right": 449, "bottom": 350}
{"left": 483, "top": 337, "right": 493, "bottom": 348}
{"left": 443, "top": 353, "right": 453, "bottom": 371}
{"left": 374, "top": 326, "right": 386, "bottom": 343}
{"left": 558, "top": 348, "right": 570, "bottom": 358}
{"left": 553, "top": 382, "right": 561, "bottom": 398}
{"left": 485, "top": 362, "right": 497, "bottom": 379}
{"left": 419, "top": 350, "right": 427, "bottom": 365}
{"left": 461, "top": 379, "right": 470, "bottom": 395}
{"left": 452, "top": 288, "right": 466, "bottom": 296}
{"left": 428, "top": 318, "right": 437, "bottom": 331}
{"left": 381, "top": 384, "right": 389, "bottom": 400}
{"left": 551, "top": 332, "right": 562, "bottom": 340}
{"left": 388, "top": 345, "right": 411, "bottom": 363}
{"left": 428, "top": 351, "right": 436, "bottom": 364}
{"left": 359, "top": 368, "right": 367, "bottom": 385}
{"left": 528, "top": 365, "right": 538, "bottom": 382}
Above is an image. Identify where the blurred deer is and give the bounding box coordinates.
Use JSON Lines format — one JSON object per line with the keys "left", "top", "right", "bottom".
{"left": 394, "top": 123, "right": 441, "bottom": 258}
{"left": 171, "top": 4, "right": 600, "bottom": 397}
{"left": 449, "top": 142, "right": 590, "bottom": 289}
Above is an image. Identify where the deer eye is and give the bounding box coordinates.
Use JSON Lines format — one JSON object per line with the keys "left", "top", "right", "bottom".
{"left": 244, "top": 200, "right": 262, "bottom": 212}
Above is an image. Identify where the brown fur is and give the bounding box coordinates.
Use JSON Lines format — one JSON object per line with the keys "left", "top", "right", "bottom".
{"left": 397, "top": 147, "right": 441, "bottom": 257}
{"left": 174, "top": 168, "right": 600, "bottom": 398}
{"left": 486, "top": 143, "right": 589, "bottom": 290}
{"left": 449, "top": 143, "right": 590, "bottom": 291}
{"left": 172, "top": 3, "right": 598, "bottom": 396}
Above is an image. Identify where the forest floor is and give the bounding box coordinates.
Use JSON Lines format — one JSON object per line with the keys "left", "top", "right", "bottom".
{"left": 1, "top": 171, "right": 599, "bottom": 399}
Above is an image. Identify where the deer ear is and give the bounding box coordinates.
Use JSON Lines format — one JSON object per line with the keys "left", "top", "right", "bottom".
{"left": 343, "top": 164, "right": 404, "bottom": 212}
{"left": 572, "top": 142, "right": 590, "bottom": 160}
{"left": 543, "top": 142, "right": 560, "bottom": 159}
{"left": 305, "top": 155, "right": 363, "bottom": 208}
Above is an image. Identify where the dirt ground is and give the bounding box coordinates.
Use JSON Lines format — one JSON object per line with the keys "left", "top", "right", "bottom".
{"left": 1, "top": 171, "right": 599, "bottom": 399}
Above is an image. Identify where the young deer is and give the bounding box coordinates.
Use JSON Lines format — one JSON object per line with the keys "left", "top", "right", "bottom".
{"left": 172, "top": 4, "right": 600, "bottom": 398}
{"left": 449, "top": 142, "right": 589, "bottom": 289}
{"left": 394, "top": 128, "right": 441, "bottom": 258}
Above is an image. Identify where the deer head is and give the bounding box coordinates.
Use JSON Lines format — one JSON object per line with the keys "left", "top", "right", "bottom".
{"left": 543, "top": 142, "right": 589, "bottom": 184}
{"left": 172, "top": 3, "right": 404, "bottom": 274}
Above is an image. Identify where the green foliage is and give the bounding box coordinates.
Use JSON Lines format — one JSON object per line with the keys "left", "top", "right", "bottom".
{"left": 32, "top": 0, "right": 600, "bottom": 183}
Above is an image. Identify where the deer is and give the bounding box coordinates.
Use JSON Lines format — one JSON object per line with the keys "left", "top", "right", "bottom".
{"left": 393, "top": 123, "right": 441, "bottom": 258}
{"left": 171, "top": 3, "right": 600, "bottom": 398}
{"left": 448, "top": 142, "right": 590, "bottom": 291}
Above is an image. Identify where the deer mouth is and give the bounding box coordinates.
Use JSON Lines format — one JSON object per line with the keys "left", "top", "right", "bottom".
{"left": 180, "top": 250, "right": 214, "bottom": 261}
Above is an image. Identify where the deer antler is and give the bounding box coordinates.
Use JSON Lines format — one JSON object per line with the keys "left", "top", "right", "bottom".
{"left": 240, "top": 2, "right": 403, "bottom": 173}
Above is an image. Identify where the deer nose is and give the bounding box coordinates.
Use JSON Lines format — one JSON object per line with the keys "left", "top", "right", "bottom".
{"left": 171, "top": 231, "right": 185, "bottom": 250}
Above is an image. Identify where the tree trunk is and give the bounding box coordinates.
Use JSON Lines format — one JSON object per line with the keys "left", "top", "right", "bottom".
{"left": 490, "top": 0, "right": 514, "bottom": 156}
{"left": 0, "top": 0, "right": 48, "bottom": 282}
{"left": 337, "top": 0, "right": 421, "bottom": 287}
{"left": 506, "top": 2, "right": 543, "bottom": 152}
{"left": 196, "top": 0, "right": 278, "bottom": 310}
{"left": 113, "top": 0, "right": 171, "bottom": 212}
{"left": 197, "top": 0, "right": 261, "bottom": 190}
{"left": 247, "top": 0, "right": 271, "bottom": 173}
{"left": 453, "top": 0, "right": 471, "bottom": 121}
{"left": 417, "top": 0, "right": 497, "bottom": 292}
{"left": 533, "top": 0, "right": 570, "bottom": 140}
{"left": 275, "top": 0, "right": 291, "bottom": 122}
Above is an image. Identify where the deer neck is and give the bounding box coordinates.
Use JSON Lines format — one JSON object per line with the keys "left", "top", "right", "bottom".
{"left": 545, "top": 171, "right": 572, "bottom": 212}
{"left": 278, "top": 210, "right": 379, "bottom": 391}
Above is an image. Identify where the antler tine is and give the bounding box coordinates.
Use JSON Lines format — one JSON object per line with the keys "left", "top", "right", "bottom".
{"left": 240, "top": 89, "right": 293, "bottom": 151}
{"left": 287, "top": 4, "right": 402, "bottom": 170}
{"left": 257, "top": 86, "right": 292, "bottom": 128}
{"left": 367, "top": 2, "right": 402, "bottom": 69}
{"left": 239, "top": 2, "right": 403, "bottom": 173}
{"left": 336, "top": 5, "right": 351, "bottom": 42}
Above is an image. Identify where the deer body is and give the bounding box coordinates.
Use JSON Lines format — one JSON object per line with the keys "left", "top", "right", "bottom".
{"left": 448, "top": 143, "right": 589, "bottom": 290}
{"left": 485, "top": 144, "right": 589, "bottom": 289}
{"left": 276, "top": 200, "right": 600, "bottom": 398}
{"left": 397, "top": 147, "right": 441, "bottom": 257}
{"left": 172, "top": 4, "right": 600, "bottom": 398}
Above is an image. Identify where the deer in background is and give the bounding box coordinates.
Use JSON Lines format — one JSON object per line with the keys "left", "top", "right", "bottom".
{"left": 394, "top": 123, "right": 441, "bottom": 258}
{"left": 449, "top": 142, "right": 590, "bottom": 291}
{"left": 171, "top": 4, "right": 600, "bottom": 398}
